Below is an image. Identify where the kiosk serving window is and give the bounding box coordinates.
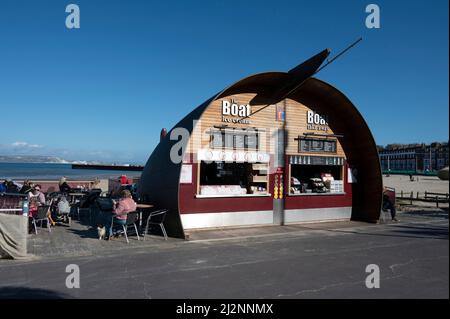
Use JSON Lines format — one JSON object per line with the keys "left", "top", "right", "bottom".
{"left": 198, "top": 161, "right": 269, "bottom": 196}
{"left": 289, "top": 155, "right": 345, "bottom": 195}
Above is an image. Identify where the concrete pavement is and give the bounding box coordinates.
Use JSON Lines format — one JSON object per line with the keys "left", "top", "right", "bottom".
{"left": 0, "top": 210, "right": 448, "bottom": 299}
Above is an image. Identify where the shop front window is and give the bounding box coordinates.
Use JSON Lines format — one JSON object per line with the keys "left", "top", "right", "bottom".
{"left": 199, "top": 161, "right": 268, "bottom": 196}
{"left": 290, "top": 164, "right": 344, "bottom": 195}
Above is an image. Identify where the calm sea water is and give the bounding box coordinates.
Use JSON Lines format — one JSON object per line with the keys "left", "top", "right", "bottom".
{"left": 0, "top": 163, "right": 142, "bottom": 181}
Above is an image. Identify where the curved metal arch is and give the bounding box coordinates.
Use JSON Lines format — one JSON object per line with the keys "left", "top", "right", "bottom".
{"left": 139, "top": 72, "right": 382, "bottom": 239}
{"left": 289, "top": 78, "right": 383, "bottom": 222}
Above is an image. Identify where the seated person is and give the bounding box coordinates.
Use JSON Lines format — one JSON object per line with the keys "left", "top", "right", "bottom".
{"left": 28, "top": 197, "right": 39, "bottom": 233}
{"left": 28, "top": 185, "right": 55, "bottom": 226}
{"left": 0, "top": 180, "right": 6, "bottom": 193}
{"left": 28, "top": 185, "right": 46, "bottom": 205}
{"left": 6, "top": 180, "right": 20, "bottom": 193}
{"left": 56, "top": 196, "right": 71, "bottom": 223}
{"left": 106, "top": 190, "right": 137, "bottom": 239}
{"left": 59, "top": 177, "right": 71, "bottom": 194}
{"left": 20, "top": 180, "right": 33, "bottom": 194}
{"left": 28, "top": 197, "right": 39, "bottom": 218}
{"left": 383, "top": 187, "right": 398, "bottom": 222}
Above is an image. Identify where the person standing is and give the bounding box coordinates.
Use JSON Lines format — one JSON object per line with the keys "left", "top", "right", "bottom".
{"left": 383, "top": 187, "right": 398, "bottom": 222}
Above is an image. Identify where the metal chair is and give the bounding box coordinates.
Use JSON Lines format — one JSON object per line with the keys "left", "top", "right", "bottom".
{"left": 32, "top": 205, "right": 52, "bottom": 234}
{"left": 143, "top": 209, "right": 168, "bottom": 240}
{"left": 112, "top": 212, "right": 140, "bottom": 243}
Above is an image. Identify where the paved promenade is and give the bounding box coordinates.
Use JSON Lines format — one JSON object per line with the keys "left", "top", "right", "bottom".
{"left": 0, "top": 208, "right": 448, "bottom": 299}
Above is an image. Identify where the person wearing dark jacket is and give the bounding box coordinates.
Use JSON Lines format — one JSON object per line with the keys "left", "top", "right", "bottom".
{"left": 20, "top": 180, "right": 33, "bottom": 194}
{"left": 6, "top": 180, "right": 19, "bottom": 193}
{"left": 59, "top": 177, "right": 71, "bottom": 194}
{"left": 383, "top": 187, "right": 398, "bottom": 222}
{"left": 0, "top": 180, "right": 7, "bottom": 193}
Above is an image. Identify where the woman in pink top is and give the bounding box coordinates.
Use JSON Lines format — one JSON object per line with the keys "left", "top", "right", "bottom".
{"left": 107, "top": 189, "right": 137, "bottom": 239}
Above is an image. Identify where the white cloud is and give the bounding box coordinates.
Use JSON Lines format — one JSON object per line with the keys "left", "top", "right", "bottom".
{"left": 12, "top": 142, "right": 27, "bottom": 147}
{"left": 12, "top": 141, "right": 43, "bottom": 148}
{"left": 0, "top": 142, "right": 144, "bottom": 164}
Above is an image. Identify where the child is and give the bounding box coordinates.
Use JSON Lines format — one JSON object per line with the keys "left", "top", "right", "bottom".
{"left": 28, "top": 197, "right": 38, "bottom": 233}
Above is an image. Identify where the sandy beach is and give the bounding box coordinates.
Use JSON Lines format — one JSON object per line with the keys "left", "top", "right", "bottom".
{"left": 383, "top": 174, "right": 449, "bottom": 194}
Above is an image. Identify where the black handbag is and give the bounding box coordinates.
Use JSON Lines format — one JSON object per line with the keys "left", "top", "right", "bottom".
{"left": 95, "top": 198, "right": 114, "bottom": 211}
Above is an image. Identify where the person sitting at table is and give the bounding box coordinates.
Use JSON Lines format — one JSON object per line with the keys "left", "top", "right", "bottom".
{"left": 20, "top": 180, "right": 33, "bottom": 194}
{"left": 106, "top": 189, "right": 137, "bottom": 240}
{"left": 28, "top": 185, "right": 46, "bottom": 205}
{"left": 59, "top": 177, "right": 71, "bottom": 194}
{"left": 27, "top": 197, "right": 39, "bottom": 233}
{"left": 0, "top": 180, "right": 7, "bottom": 193}
{"left": 6, "top": 180, "right": 20, "bottom": 193}
{"left": 56, "top": 195, "right": 71, "bottom": 223}
{"left": 28, "top": 185, "right": 56, "bottom": 226}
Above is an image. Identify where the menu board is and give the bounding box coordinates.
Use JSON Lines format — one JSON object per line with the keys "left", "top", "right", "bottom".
{"left": 245, "top": 134, "right": 258, "bottom": 150}
{"left": 210, "top": 129, "right": 259, "bottom": 150}
{"left": 224, "top": 134, "right": 234, "bottom": 148}
{"left": 234, "top": 134, "right": 246, "bottom": 149}
{"left": 299, "top": 138, "right": 336, "bottom": 153}
{"left": 210, "top": 131, "right": 223, "bottom": 148}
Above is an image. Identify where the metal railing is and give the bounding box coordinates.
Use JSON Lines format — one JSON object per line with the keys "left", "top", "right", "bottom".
{"left": 397, "top": 190, "right": 449, "bottom": 208}
{"left": 0, "top": 193, "right": 27, "bottom": 215}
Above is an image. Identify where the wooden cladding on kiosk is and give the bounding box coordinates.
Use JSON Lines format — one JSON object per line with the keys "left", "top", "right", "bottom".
{"left": 187, "top": 93, "right": 345, "bottom": 158}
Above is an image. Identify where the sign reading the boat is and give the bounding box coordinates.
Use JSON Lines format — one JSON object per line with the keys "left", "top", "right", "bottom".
{"left": 307, "top": 110, "right": 329, "bottom": 131}
{"left": 222, "top": 99, "right": 251, "bottom": 124}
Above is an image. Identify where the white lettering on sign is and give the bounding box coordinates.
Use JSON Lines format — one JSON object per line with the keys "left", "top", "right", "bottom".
{"left": 222, "top": 100, "right": 251, "bottom": 124}
{"left": 307, "top": 110, "right": 329, "bottom": 131}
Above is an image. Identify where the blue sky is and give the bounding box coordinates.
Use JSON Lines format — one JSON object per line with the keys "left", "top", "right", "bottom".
{"left": 0, "top": 0, "right": 448, "bottom": 164}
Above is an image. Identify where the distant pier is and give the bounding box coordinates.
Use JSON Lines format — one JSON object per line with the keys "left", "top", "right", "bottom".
{"left": 71, "top": 164, "right": 144, "bottom": 171}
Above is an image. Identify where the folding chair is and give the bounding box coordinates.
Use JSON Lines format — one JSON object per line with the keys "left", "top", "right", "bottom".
{"left": 143, "top": 209, "right": 168, "bottom": 240}
{"left": 32, "top": 205, "right": 52, "bottom": 234}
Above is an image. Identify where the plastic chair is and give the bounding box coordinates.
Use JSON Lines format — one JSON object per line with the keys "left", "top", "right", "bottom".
{"left": 143, "top": 210, "right": 168, "bottom": 240}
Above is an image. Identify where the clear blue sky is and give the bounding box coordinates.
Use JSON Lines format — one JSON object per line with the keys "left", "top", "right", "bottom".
{"left": 0, "top": 0, "right": 448, "bottom": 164}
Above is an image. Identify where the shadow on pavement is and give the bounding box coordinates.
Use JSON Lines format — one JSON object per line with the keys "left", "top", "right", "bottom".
{"left": 0, "top": 286, "right": 71, "bottom": 299}
{"left": 329, "top": 223, "right": 448, "bottom": 240}
{"left": 66, "top": 227, "right": 99, "bottom": 239}
{"left": 401, "top": 209, "right": 448, "bottom": 219}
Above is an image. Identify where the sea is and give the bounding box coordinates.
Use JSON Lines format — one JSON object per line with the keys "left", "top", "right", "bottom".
{"left": 0, "top": 163, "right": 142, "bottom": 181}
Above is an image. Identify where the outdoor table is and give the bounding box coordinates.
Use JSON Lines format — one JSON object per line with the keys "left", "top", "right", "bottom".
{"left": 68, "top": 193, "right": 86, "bottom": 204}
{"left": 135, "top": 203, "right": 154, "bottom": 229}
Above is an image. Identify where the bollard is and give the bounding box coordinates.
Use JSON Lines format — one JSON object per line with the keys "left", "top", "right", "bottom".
{"left": 410, "top": 192, "right": 413, "bottom": 205}
{"left": 416, "top": 192, "right": 419, "bottom": 199}
{"left": 436, "top": 196, "right": 439, "bottom": 208}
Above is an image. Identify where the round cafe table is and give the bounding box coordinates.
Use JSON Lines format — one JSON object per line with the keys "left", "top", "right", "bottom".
{"left": 135, "top": 203, "right": 154, "bottom": 229}
{"left": 68, "top": 193, "right": 86, "bottom": 204}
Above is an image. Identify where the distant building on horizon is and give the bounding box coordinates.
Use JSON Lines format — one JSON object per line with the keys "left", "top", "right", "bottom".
{"left": 378, "top": 141, "right": 449, "bottom": 173}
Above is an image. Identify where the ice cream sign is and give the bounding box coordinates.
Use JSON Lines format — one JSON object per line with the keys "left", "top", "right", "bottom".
{"left": 307, "top": 110, "right": 329, "bottom": 131}
{"left": 221, "top": 99, "right": 252, "bottom": 124}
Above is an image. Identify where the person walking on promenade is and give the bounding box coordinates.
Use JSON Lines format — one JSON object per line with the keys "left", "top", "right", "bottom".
{"left": 383, "top": 187, "right": 398, "bottom": 222}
